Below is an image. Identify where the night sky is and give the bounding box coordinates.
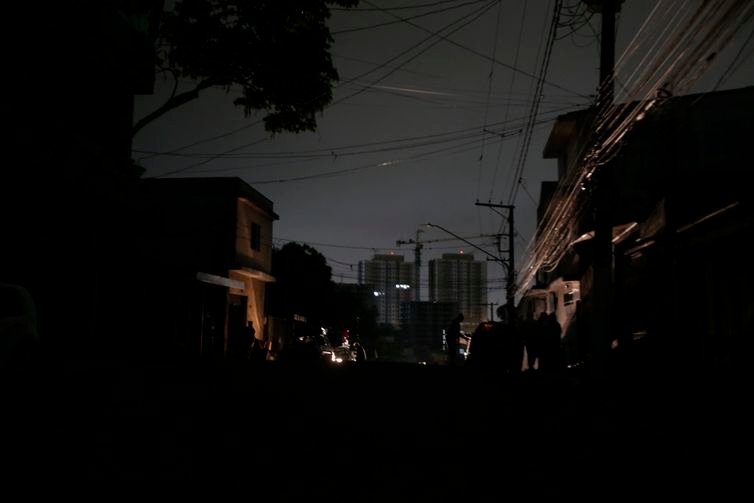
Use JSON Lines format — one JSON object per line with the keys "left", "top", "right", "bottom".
{"left": 132, "top": 0, "right": 754, "bottom": 308}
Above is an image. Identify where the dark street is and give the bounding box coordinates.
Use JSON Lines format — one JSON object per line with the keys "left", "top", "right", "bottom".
{"left": 4, "top": 355, "right": 748, "bottom": 498}
{"left": 3, "top": 4, "right": 753, "bottom": 498}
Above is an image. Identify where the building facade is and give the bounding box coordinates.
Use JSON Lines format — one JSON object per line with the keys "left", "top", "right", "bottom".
{"left": 136, "top": 177, "right": 278, "bottom": 359}
{"left": 520, "top": 85, "right": 754, "bottom": 376}
{"left": 358, "top": 254, "right": 414, "bottom": 327}
{"left": 428, "top": 253, "right": 488, "bottom": 332}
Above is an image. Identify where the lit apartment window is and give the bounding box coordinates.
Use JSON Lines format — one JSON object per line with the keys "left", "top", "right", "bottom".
{"left": 251, "top": 222, "right": 261, "bottom": 251}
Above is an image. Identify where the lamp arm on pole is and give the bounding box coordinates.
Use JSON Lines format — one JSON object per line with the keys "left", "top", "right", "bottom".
{"left": 425, "top": 223, "right": 503, "bottom": 265}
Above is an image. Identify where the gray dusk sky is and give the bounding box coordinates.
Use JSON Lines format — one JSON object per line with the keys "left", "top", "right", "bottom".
{"left": 132, "top": 0, "right": 754, "bottom": 310}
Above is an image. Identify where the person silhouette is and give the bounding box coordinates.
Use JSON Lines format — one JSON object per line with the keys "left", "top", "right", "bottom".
{"left": 539, "top": 312, "right": 564, "bottom": 372}
{"left": 525, "top": 312, "right": 547, "bottom": 371}
{"left": 446, "top": 313, "right": 465, "bottom": 366}
{"left": 499, "top": 308, "right": 525, "bottom": 375}
{"left": 247, "top": 320, "right": 266, "bottom": 361}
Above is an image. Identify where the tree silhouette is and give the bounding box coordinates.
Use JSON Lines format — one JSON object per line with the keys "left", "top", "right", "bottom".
{"left": 268, "top": 243, "right": 379, "bottom": 351}
{"left": 267, "top": 242, "right": 335, "bottom": 328}
{"left": 133, "top": 0, "right": 359, "bottom": 137}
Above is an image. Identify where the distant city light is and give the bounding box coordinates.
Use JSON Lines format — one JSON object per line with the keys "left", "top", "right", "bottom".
{"left": 395, "top": 283, "right": 410, "bottom": 289}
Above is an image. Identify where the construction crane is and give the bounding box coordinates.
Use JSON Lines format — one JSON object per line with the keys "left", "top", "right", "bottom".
{"left": 396, "top": 229, "right": 424, "bottom": 302}
{"left": 397, "top": 230, "right": 499, "bottom": 302}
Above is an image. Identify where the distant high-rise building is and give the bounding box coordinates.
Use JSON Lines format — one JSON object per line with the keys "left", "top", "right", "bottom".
{"left": 358, "top": 254, "right": 415, "bottom": 327}
{"left": 428, "top": 253, "right": 487, "bottom": 330}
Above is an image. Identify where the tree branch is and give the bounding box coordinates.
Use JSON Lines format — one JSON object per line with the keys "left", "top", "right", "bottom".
{"left": 132, "top": 77, "right": 217, "bottom": 138}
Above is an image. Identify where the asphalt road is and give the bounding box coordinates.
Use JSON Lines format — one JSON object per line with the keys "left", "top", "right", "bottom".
{"left": 3, "top": 357, "right": 748, "bottom": 499}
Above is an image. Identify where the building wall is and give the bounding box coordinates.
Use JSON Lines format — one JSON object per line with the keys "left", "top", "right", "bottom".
{"left": 535, "top": 86, "right": 754, "bottom": 377}
{"left": 428, "top": 253, "right": 487, "bottom": 331}
{"left": 235, "top": 197, "right": 274, "bottom": 272}
{"left": 134, "top": 178, "right": 277, "bottom": 359}
{"left": 232, "top": 196, "right": 277, "bottom": 347}
{"left": 358, "top": 254, "right": 414, "bottom": 327}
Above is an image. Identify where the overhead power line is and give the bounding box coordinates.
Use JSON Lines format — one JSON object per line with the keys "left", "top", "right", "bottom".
{"left": 363, "top": 0, "right": 590, "bottom": 99}
{"left": 516, "top": 0, "right": 754, "bottom": 292}
{"left": 135, "top": 105, "right": 576, "bottom": 161}
{"left": 332, "top": 0, "right": 476, "bottom": 12}
{"left": 331, "top": 0, "right": 487, "bottom": 35}
{"left": 143, "top": 0, "right": 498, "bottom": 178}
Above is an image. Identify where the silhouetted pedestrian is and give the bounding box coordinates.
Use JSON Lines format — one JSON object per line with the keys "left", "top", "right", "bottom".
{"left": 446, "top": 313, "right": 464, "bottom": 366}
{"left": 539, "top": 312, "right": 564, "bottom": 372}
{"left": 563, "top": 299, "right": 589, "bottom": 371}
{"left": 501, "top": 319, "right": 525, "bottom": 375}
{"left": 525, "top": 312, "right": 547, "bottom": 371}
{"left": 247, "top": 321, "right": 267, "bottom": 361}
{"left": 466, "top": 321, "right": 494, "bottom": 370}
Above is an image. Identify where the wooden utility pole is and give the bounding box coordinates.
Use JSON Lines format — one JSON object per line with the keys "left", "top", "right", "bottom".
{"left": 587, "top": 0, "right": 620, "bottom": 380}
{"left": 475, "top": 201, "right": 515, "bottom": 323}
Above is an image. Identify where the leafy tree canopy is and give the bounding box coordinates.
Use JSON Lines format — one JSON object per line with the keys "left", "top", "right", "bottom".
{"left": 133, "top": 0, "right": 359, "bottom": 137}
{"left": 268, "top": 243, "right": 379, "bottom": 348}
{"left": 268, "top": 242, "right": 335, "bottom": 326}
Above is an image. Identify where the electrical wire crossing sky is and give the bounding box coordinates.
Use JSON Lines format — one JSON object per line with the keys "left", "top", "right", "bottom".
{"left": 133, "top": 0, "right": 754, "bottom": 309}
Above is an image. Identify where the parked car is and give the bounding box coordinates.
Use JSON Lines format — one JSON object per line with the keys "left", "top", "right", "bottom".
{"left": 466, "top": 320, "right": 524, "bottom": 373}
{"left": 281, "top": 331, "right": 336, "bottom": 363}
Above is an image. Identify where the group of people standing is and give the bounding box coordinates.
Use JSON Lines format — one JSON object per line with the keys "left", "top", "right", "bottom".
{"left": 523, "top": 312, "right": 564, "bottom": 372}
{"left": 446, "top": 310, "right": 565, "bottom": 373}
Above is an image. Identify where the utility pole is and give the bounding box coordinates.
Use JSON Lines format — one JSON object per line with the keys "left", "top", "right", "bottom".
{"left": 475, "top": 201, "right": 515, "bottom": 323}
{"left": 585, "top": 0, "right": 621, "bottom": 381}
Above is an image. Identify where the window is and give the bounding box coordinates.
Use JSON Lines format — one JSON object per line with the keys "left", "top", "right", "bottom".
{"left": 564, "top": 292, "right": 575, "bottom": 305}
{"left": 251, "top": 222, "right": 261, "bottom": 251}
